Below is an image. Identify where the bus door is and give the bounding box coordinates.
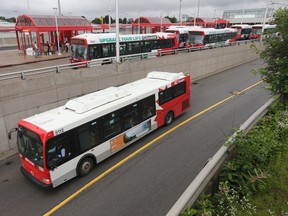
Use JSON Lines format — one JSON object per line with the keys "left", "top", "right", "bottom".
{"left": 46, "top": 133, "right": 78, "bottom": 187}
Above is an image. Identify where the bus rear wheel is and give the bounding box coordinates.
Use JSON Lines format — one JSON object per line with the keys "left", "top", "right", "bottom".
{"left": 165, "top": 111, "right": 174, "bottom": 126}
{"left": 77, "top": 157, "right": 94, "bottom": 176}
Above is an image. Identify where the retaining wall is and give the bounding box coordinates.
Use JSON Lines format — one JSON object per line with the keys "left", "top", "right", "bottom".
{"left": 0, "top": 42, "right": 261, "bottom": 152}
{"left": 0, "top": 35, "right": 17, "bottom": 47}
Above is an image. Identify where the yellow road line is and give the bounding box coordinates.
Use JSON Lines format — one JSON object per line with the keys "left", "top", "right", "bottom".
{"left": 44, "top": 80, "right": 264, "bottom": 216}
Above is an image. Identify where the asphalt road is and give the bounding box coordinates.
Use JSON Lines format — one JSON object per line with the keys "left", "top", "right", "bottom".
{"left": 0, "top": 59, "right": 271, "bottom": 216}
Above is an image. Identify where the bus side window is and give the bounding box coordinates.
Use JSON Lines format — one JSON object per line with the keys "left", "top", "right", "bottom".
{"left": 122, "top": 104, "right": 139, "bottom": 130}
{"left": 102, "top": 112, "right": 121, "bottom": 140}
{"left": 89, "top": 46, "right": 98, "bottom": 60}
{"left": 78, "top": 122, "right": 100, "bottom": 152}
{"left": 141, "top": 95, "right": 156, "bottom": 120}
{"left": 46, "top": 134, "right": 74, "bottom": 168}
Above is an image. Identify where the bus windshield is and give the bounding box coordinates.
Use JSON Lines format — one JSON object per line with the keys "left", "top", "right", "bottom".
{"left": 17, "top": 128, "right": 43, "bottom": 168}
{"left": 241, "top": 29, "right": 251, "bottom": 34}
{"left": 71, "top": 44, "right": 88, "bottom": 59}
{"left": 252, "top": 28, "right": 262, "bottom": 34}
{"left": 188, "top": 34, "right": 204, "bottom": 44}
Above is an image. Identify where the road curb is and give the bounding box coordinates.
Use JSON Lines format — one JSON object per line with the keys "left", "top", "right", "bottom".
{"left": 166, "top": 97, "right": 276, "bottom": 216}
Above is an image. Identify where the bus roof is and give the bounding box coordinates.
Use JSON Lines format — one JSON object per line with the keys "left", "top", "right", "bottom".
{"left": 231, "top": 24, "right": 251, "bottom": 29}
{"left": 165, "top": 25, "right": 202, "bottom": 33}
{"left": 22, "top": 72, "right": 186, "bottom": 134}
{"left": 188, "top": 28, "right": 233, "bottom": 35}
{"left": 72, "top": 32, "right": 176, "bottom": 44}
{"left": 252, "top": 24, "right": 276, "bottom": 29}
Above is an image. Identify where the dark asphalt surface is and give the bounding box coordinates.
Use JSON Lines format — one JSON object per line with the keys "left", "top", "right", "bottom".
{"left": 0, "top": 59, "right": 271, "bottom": 216}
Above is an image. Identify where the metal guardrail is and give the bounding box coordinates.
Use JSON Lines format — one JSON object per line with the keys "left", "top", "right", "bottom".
{"left": 0, "top": 39, "right": 258, "bottom": 82}
{"left": 166, "top": 97, "right": 275, "bottom": 216}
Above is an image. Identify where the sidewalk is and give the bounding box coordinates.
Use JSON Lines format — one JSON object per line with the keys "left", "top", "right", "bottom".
{"left": 0, "top": 49, "right": 70, "bottom": 68}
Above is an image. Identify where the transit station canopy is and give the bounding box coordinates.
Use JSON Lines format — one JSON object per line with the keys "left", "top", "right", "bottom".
{"left": 15, "top": 14, "right": 93, "bottom": 31}
{"left": 133, "top": 16, "right": 172, "bottom": 25}
{"left": 132, "top": 16, "right": 172, "bottom": 34}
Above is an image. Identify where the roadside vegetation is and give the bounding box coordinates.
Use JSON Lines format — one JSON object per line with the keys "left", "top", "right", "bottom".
{"left": 182, "top": 101, "right": 288, "bottom": 216}
{"left": 181, "top": 7, "right": 288, "bottom": 216}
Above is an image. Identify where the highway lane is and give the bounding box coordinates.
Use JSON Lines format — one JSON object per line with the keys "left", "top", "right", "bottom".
{"left": 0, "top": 59, "right": 271, "bottom": 216}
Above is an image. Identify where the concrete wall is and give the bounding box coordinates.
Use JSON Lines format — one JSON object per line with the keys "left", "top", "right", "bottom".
{"left": 0, "top": 42, "right": 260, "bottom": 153}
{"left": 0, "top": 34, "right": 17, "bottom": 47}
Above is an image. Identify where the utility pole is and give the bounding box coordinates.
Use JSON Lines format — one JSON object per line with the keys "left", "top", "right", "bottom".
{"left": 58, "top": 0, "right": 62, "bottom": 16}
{"left": 27, "top": 0, "right": 30, "bottom": 13}
{"left": 179, "top": 0, "right": 182, "bottom": 24}
{"left": 194, "top": 0, "right": 200, "bottom": 26}
{"left": 115, "top": 0, "right": 120, "bottom": 63}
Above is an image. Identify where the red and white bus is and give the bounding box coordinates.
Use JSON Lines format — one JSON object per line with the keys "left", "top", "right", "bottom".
{"left": 69, "top": 32, "right": 178, "bottom": 64}
{"left": 231, "top": 24, "right": 252, "bottom": 40}
{"left": 187, "top": 28, "right": 237, "bottom": 49}
{"left": 9, "top": 71, "right": 190, "bottom": 188}
{"left": 249, "top": 24, "right": 276, "bottom": 39}
{"left": 165, "top": 25, "right": 201, "bottom": 48}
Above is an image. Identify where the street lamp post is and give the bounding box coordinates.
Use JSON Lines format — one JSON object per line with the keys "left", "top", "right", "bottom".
{"left": 108, "top": 0, "right": 111, "bottom": 31}
{"left": 27, "top": 0, "right": 30, "bottom": 13}
{"left": 138, "top": 12, "right": 140, "bottom": 34}
{"left": 261, "top": 0, "right": 269, "bottom": 41}
{"left": 179, "top": 0, "right": 182, "bottom": 24}
{"left": 115, "top": 0, "right": 120, "bottom": 63}
{"left": 194, "top": 0, "right": 200, "bottom": 26}
{"left": 58, "top": 0, "right": 62, "bottom": 16}
{"left": 241, "top": 0, "right": 245, "bottom": 24}
{"left": 53, "top": 7, "right": 61, "bottom": 55}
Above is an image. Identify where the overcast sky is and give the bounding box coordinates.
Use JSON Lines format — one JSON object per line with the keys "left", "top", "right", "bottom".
{"left": 1, "top": 0, "right": 287, "bottom": 21}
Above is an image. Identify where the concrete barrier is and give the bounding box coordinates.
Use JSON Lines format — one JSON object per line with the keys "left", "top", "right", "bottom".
{"left": 0, "top": 42, "right": 260, "bottom": 153}
{"left": 0, "top": 36, "right": 17, "bottom": 47}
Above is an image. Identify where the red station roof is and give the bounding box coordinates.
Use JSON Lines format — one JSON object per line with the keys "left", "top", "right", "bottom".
{"left": 15, "top": 14, "right": 93, "bottom": 32}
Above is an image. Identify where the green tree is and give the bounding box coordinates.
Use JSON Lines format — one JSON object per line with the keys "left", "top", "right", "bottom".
{"left": 127, "top": 18, "right": 134, "bottom": 24}
{"left": 91, "top": 17, "right": 101, "bottom": 24}
{"left": 165, "top": 16, "right": 178, "bottom": 23}
{"left": 255, "top": 8, "right": 288, "bottom": 105}
{"left": 7, "top": 17, "right": 16, "bottom": 23}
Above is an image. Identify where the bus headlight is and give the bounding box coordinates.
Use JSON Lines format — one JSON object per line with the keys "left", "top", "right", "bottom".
{"left": 42, "top": 178, "right": 51, "bottom": 184}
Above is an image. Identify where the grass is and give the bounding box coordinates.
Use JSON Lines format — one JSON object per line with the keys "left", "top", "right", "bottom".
{"left": 240, "top": 147, "right": 288, "bottom": 216}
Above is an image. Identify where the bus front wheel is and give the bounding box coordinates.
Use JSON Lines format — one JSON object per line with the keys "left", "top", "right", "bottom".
{"left": 77, "top": 157, "right": 94, "bottom": 176}
{"left": 165, "top": 111, "right": 174, "bottom": 126}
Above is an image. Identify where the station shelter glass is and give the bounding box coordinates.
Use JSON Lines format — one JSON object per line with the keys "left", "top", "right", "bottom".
{"left": 15, "top": 14, "right": 107, "bottom": 55}
{"left": 132, "top": 16, "right": 172, "bottom": 34}
{"left": 184, "top": 18, "right": 230, "bottom": 28}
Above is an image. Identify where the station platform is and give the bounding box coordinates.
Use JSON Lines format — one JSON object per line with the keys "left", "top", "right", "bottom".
{"left": 0, "top": 49, "right": 70, "bottom": 68}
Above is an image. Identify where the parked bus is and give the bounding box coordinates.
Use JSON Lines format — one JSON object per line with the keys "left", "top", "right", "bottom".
{"left": 231, "top": 24, "right": 251, "bottom": 40}
{"left": 249, "top": 24, "right": 276, "bottom": 39}
{"left": 9, "top": 71, "right": 191, "bottom": 188}
{"left": 187, "top": 28, "right": 237, "bottom": 49}
{"left": 165, "top": 25, "right": 201, "bottom": 48}
{"left": 69, "top": 32, "right": 178, "bottom": 64}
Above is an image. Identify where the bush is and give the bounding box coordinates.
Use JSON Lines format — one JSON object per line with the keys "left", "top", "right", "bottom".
{"left": 184, "top": 101, "right": 288, "bottom": 215}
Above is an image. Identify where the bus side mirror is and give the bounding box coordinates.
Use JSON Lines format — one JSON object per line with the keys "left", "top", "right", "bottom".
{"left": 8, "top": 128, "right": 18, "bottom": 140}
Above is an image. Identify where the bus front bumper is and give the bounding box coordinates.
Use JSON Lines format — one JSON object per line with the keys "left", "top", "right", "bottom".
{"left": 20, "top": 166, "right": 52, "bottom": 189}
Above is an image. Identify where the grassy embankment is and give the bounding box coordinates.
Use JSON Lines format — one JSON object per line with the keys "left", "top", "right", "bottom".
{"left": 182, "top": 101, "right": 288, "bottom": 216}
